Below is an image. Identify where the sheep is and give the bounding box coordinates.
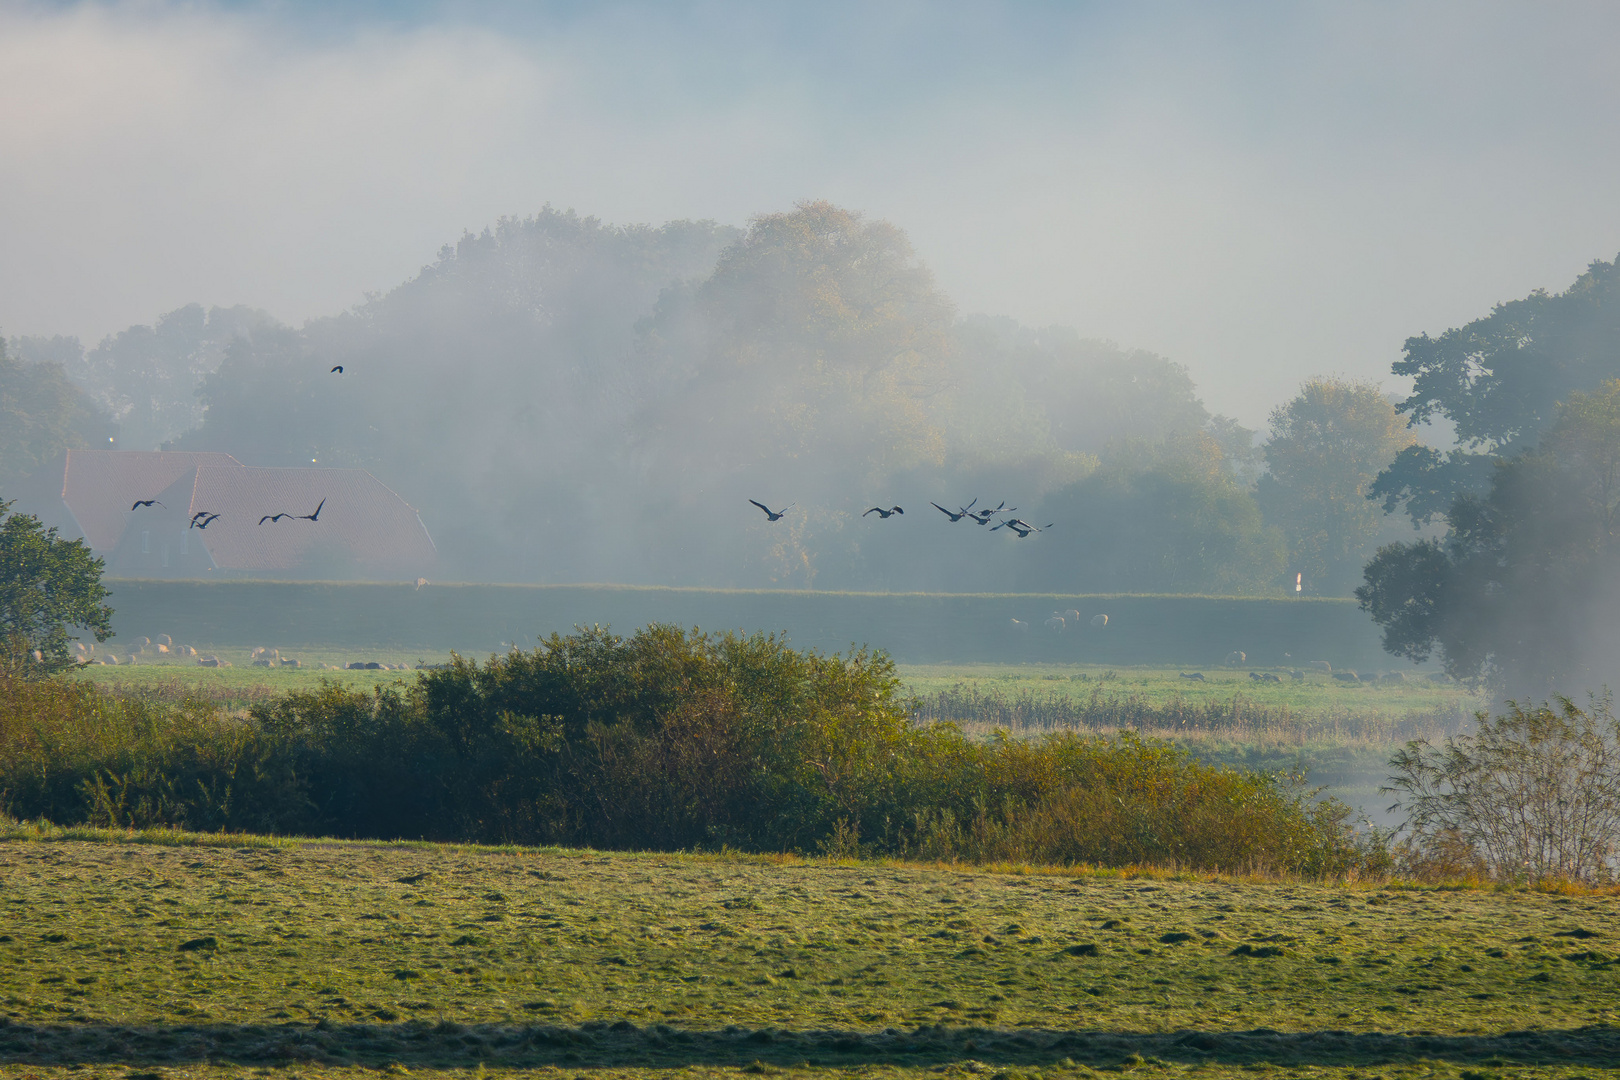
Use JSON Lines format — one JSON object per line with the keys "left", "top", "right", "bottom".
{"left": 1290, "top": 669, "right": 1305, "bottom": 681}
{"left": 1009, "top": 618, "right": 1031, "bottom": 633}
{"left": 1179, "top": 672, "right": 1206, "bottom": 681}
{"left": 1063, "top": 609, "right": 1082, "bottom": 624}
{"left": 1045, "top": 616, "right": 1066, "bottom": 634}
{"left": 1090, "top": 614, "right": 1108, "bottom": 628}
{"left": 1380, "top": 671, "right": 1405, "bottom": 684}
{"left": 1309, "top": 660, "right": 1332, "bottom": 674}
{"left": 1224, "top": 650, "right": 1246, "bottom": 666}
{"left": 1332, "top": 671, "right": 1360, "bottom": 683}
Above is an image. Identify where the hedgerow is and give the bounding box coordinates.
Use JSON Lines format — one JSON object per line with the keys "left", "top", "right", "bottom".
{"left": 0, "top": 624, "right": 1368, "bottom": 874}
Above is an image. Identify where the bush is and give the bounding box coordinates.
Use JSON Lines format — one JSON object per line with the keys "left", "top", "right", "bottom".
{"left": 0, "top": 625, "right": 1371, "bottom": 875}
{"left": 1387, "top": 696, "right": 1620, "bottom": 884}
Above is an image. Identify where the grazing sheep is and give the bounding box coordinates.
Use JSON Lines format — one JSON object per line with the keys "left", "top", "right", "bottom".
{"left": 1224, "top": 650, "right": 1246, "bottom": 666}
{"left": 1290, "top": 669, "right": 1305, "bottom": 681}
{"left": 1332, "top": 671, "right": 1360, "bottom": 683}
{"left": 1009, "top": 618, "right": 1031, "bottom": 633}
{"left": 1090, "top": 614, "right": 1108, "bottom": 628}
{"left": 1063, "top": 609, "right": 1082, "bottom": 624}
{"left": 279, "top": 658, "right": 300, "bottom": 669}
{"left": 1179, "top": 672, "right": 1206, "bottom": 681}
{"left": 156, "top": 634, "right": 172, "bottom": 648}
{"left": 1379, "top": 671, "right": 1405, "bottom": 684}
{"left": 1045, "top": 616, "right": 1066, "bottom": 633}
{"left": 1309, "top": 660, "right": 1332, "bottom": 674}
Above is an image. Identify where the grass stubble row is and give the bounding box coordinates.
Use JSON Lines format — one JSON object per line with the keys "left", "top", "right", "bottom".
{"left": 1, "top": 834, "right": 1617, "bottom": 1080}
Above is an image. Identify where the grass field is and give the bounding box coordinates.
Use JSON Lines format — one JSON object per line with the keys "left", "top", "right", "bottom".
{"left": 1, "top": 826, "right": 1616, "bottom": 1079}
{"left": 898, "top": 663, "right": 1478, "bottom": 724}
{"left": 69, "top": 656, "right": 1481, "bottom": 717}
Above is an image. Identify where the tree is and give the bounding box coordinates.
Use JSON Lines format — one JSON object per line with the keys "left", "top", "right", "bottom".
{"left": 1372, "top": 255, "right": 1620, "bottom": 525}
{"left": 0, "top": 337, "right": 114, "bottom": 488}
{"left": 1257, "top": 378, "right": 1414, "bottom": 595}
{"left": 0, "top": 498, "right": 114, "bottom": 677}
{"left": 1387, "top": 696, "right": 1620, "bottom": 884}
{"left": 1358, "top": 380, "right": 1620, "bottom": 695}
{"left": 1021, "top": 431, "right": 1284, "bottom": 595}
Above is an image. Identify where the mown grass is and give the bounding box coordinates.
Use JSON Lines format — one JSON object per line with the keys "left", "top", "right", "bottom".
{"left": 0, "top": 830, "right": 1617, "bottom": 1080}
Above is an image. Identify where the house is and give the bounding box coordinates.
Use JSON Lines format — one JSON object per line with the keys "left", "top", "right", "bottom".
{"left": 10, "top": 449, "right": 244, "bottom": 551}
{"left": 13, "top": 451, "right": 436, "bottom": 580}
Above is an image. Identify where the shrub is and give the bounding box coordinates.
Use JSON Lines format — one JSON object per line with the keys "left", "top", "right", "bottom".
{"left": 1387, "top": 696, "right": 1620, "bottom": 884}
{"left": 0, "top": 625, "right": 1371, "bottom": 875}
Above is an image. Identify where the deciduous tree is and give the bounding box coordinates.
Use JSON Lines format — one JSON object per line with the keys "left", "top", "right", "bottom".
{"left": 1258, "top": 378, "right": 1413, "bottom": 595}
{"left": 0, "top": 498, "right": 114, "bottom": 677}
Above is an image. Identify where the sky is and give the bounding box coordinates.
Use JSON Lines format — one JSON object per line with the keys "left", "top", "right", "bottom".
{"left": 3, "top": 0, "right": 1619, "bottom": 425}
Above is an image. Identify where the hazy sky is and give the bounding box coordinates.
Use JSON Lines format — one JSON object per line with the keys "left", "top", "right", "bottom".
{"left": 4, "top": 0, "right": 1618, "bottom": 424}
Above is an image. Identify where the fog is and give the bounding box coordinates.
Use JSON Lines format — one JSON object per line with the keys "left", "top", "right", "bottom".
{"left": 4, "top": 2, "right": 1620, "bottom": 425}
{"left": 5, "top": 1, "right": 1620, "bottom": 608}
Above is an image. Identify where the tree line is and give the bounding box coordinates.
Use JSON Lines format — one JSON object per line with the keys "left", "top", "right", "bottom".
{"left": 4, "top": 202, "right": 1415, "bottom": 597}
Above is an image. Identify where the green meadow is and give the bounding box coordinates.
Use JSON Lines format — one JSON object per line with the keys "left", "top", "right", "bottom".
{"left": 1, "top": 827, "right": 1616, "bottom": 1080}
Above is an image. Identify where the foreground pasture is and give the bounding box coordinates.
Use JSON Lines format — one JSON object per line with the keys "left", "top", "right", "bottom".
{"left": 1, "top": 833, "right": 1616, "bottom": 1079}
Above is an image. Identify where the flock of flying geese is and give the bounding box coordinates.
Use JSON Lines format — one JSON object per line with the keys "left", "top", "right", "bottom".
{"left": 124, "top": 367, "right": 354, "bottom": 530}
{"left": 749, "top": 497, "right": 1053, "bottom": 538}
{"left": 128, "top": 497, "right": 326, "bottom": 530}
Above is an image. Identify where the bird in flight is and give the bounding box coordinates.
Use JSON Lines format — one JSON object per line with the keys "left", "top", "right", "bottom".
{"left": 296, "top": 498, "right": 326, "bottom": 522}
{"left": 130, "top": 499, "right": 165, "bottom": 511}
{"left": 749, "top": 499, "right": 793, "bottom": 522}
{"left": 863, "top": 506, "right": 904, "bottom": 518}
{"left": 330, "top": 365, "right": 343, "bottom": 374}
{"left": 931, "top": 500, "right": 976, "bottom": 522}
{"left": 968, "top": 505, "right": 1014, "bottom": 525}
{"left": 189, "top": 512, "right": 220, "bottom": 529}
{"left": 992, "top": 518, "right": 1051, "bottom": 538}
{"left": 259, "top": 513, "right": 291, "bottom": 525}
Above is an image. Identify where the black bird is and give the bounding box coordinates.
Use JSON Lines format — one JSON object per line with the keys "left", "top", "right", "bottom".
{"left": 331, "top": 365, "right": 343, "bottom": 374}
{"left": 190, "top": 512, "right": 220, "bottom": 529}
{"left": 749, "top": 499, "right": 793, "bottom": 522}
{"left": 296, "top": 498, "right": 326, "bottom": 522}
{"left": 863, "top": 506, "right": 904, "bottom": 518}
{"left": 259, "top": 513, "right": 291, "bottom": 525}
{"left": 931, "top": 502, "right": 975, "bottom": 522}
{"left": 130, "top": 499, "right": 165, "bottom": 511}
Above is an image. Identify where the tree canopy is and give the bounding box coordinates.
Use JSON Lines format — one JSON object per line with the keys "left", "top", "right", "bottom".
{"left": 1372, "top": 256, "right": 1620, "bottom": 524}
{"left": 1358, "top": 380, "right": 1620, "bottom": 695}
{"left": 0, "top": 337, "right": 113, "bottom": 488}
{"left": 0, "top": 497, "right": 113, "bottom": 677}
{"left": 1257, "top": 378, "right": 1413, "bottom": 595}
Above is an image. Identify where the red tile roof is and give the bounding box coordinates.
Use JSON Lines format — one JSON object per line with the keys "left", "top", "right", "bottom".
{"left": 178, "top": 466, "right": 436, "bottom": 575}
{"left": 50, "top": 450, "right": 244, "bottom": 550}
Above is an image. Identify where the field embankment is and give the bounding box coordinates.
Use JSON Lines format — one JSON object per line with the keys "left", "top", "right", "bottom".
{"left": 0, "top": 831, "right": 1615, "bottom": 1079}
{"left": 99, "top": 579, "right": 1393, "bottom": 669}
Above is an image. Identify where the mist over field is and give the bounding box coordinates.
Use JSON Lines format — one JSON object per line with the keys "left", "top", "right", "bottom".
{"left": 5, "top": 2, "right": 1620, "bottom": 698}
